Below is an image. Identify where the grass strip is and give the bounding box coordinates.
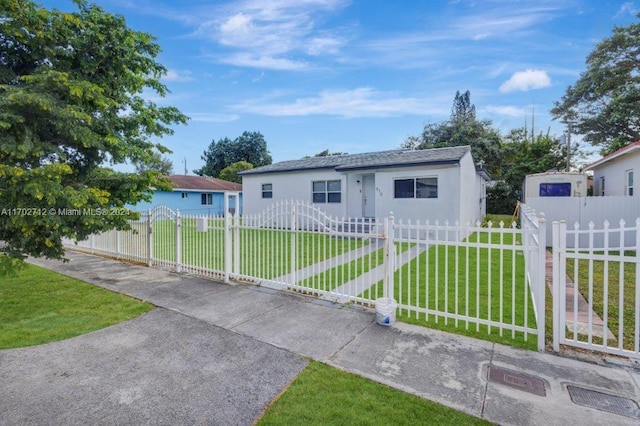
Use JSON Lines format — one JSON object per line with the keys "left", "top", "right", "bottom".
{"left": 0, "top": 263, "right": 154, "bottom": 349}
{"left": 258, "top": 361, "right": 490, "bottom": 426}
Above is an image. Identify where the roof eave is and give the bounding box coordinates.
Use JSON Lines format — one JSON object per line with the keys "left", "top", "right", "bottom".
{"left": 335, "top": 159, "right": 461, "bottom": 172}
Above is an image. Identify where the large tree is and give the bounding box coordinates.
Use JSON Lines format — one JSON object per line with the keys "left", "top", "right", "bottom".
{"left": 219, "top": 161, "right": 253, "bottom": 183}
{"left": 194, "top": 131, "right": 272, "bottom": 177}
{"left": 551, "top": 15, "right": 640, "bottom": 155}
{"left": 402, "top": 91, "right": 503, "bottom": 176}
{"left": 134, "top": 151, "right": 174, "bottom": 175}
{"left": 0, "top": 0, "right": 187, "bottom": 274}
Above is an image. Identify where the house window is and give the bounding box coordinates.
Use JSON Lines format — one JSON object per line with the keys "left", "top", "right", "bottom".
{"left": 600, "top": 177, "right": 605, "bottom": 196}
{"left": 201, "top": 193, "right": 213, "bottom": 205}
{"left": 312, "top": 180, "right": 341, "bottom": 203}
{"left": 181, "top": 192, "right": 188, "bottom": 199}
{"left": 539, "top": 183, "right": 571, "bottom": 197}
{"left": 262, "top": 183, "right": 273, "bottom": 199}
{"left": 627, "top": 170, "right": 634, "bottom": 196}
{"left": 394, "top": 177, "right": 438, "bottom": 199}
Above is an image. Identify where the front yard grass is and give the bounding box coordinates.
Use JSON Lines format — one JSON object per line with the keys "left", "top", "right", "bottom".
{"left": 566, "top": 251, "right": 638, "bottom": 350}
{"left": 0, "top": 263, "right": 153, "bottom": 349}
{"left": 367, "top": 230, "right": 539, "bottom": 351}
{"left": 258, "top": 361, "right": 489, "bottom": 426}
{"left": 152, "top": 218, "right": 367, "bottom": 280}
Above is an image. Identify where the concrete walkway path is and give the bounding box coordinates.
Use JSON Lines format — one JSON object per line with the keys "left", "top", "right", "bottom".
{"left": 9, "top": 251, "right": 640, "bottom": 425}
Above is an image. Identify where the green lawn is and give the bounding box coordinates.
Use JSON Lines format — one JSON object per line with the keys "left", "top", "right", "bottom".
{"left": 566, "top": 251, "right": 638, "bottom": 350}
{"left": 366, "top": 231, "right": 539, "bottom": 350}
{"left": 152, "top": 218, "right": 368, "bottom": 279}
{"left": 0, "top": 263, "right": 154, "bottom": 349}
{"left": 258, "top": 361, "right": 490, "bottom": 426}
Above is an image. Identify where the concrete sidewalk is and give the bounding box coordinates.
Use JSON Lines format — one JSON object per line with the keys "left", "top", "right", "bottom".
{"left": 27, "top": 251, "right": 640, "bottom": 425}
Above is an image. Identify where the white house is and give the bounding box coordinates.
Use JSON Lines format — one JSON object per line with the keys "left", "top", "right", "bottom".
{"left": 239, "top": 146, "right": 490, "bottom": 224}
{"left": 584, "top": 141, "right": 640, "bottom": 197}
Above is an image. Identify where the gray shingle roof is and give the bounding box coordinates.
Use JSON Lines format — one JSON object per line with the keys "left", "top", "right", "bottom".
{"left": 240, "top": 146, "right": 471, "bottom": 176}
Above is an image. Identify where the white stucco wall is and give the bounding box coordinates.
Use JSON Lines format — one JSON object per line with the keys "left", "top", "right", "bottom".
{"left": 592, "top": 151, "right": 639, "bottom": 196}
{"left": 242, "top": 169, "right": 347, "bottom": 217}
{"left": 373, "top": 164, "right": 460, "bottom": 223}
{"left": 458, "top": 151, "right": 482, "bottom": 225}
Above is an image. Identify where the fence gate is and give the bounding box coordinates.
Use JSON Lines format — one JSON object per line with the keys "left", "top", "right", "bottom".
{"left": 552, "top": 220, "right": 640, "bottom": 359}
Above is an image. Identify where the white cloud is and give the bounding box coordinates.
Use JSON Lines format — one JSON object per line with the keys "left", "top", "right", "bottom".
{"left": 188, "top": 113, "right": 239, "bottom": 123}
{"left": 234, "top": 87, "right": 437, "bottom": 118}
{"left": 615, "top": 2, "right": 638, "bottom": 18}
{"left": 195, "top": 0, "right": 348, "bottom": 70}
{"left": 483, "top": 105, "right": 526, "bottom": 117}
{"left": 499, "top": 69, "right": 551, "bottom": 93}
{"left": 219, "top": 53, "right": 308, "bottom": 71}
{"left": 162, "top": 69, "right": 195, "bottom": 83}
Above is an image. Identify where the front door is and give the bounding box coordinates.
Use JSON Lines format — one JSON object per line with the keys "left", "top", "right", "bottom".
{"left": 362, "top": 175, "right": 375, "bottom": 217}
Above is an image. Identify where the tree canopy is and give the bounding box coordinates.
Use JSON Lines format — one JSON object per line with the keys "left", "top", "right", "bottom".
{"left": 402, "top": 90, "right": 504, "bottom": 176}
{"left": 194, "top": 131, "right": 272, "bottom": 177}
{"left": 551, "top": 14, "right": 640, "bottom": 155}
{"left": 219, "top": 161, "right": 253, "bottom": 183}
{"left": 0, "top": 0, "right": 187, "bottom": 274}
{"left": 134, "top": 151, "right": 174, "bottom": 175}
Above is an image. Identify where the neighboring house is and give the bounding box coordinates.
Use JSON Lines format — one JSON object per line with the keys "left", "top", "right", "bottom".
{"left": 131, "top": 175, "right": 242, "bottom": 215}
{"left": 584, "top": 141, "right": 640, "bottom": 197}
{"left": 239, "top": 146, "right": 490, "bottom": 224}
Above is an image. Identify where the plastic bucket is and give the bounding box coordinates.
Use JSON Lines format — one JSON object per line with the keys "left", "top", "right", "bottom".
{"left": 375, "top": 297, "right": 397, "bottom": 326}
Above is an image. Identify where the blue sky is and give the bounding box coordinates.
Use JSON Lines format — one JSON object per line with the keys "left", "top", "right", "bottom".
{"left": 42, "top": 0, "right": 639, "bottom": 173}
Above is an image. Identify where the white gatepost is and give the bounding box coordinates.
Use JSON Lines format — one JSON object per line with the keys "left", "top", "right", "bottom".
{"left": 224, "top": 195, "right": 231, "bottom": 284}
{"left": 175, "top": 210, "right": 182, "bottom": 273}
{"left": 232, "top": 193, "right": 240, "bottom": 278}
{"left": 116, "top": 230, "right": 121, "bottom": 260}
{"left": 383, "top": 213, "right": 396, "bottom": 299}
{"left": 147, "top": 209, "right": 153, "bottom": 266}
{"left": 552, "top": 220, "right": 566, "bottom": 352}
{"left": 290, "top": 201, "right": 297, "bottom": 284}
{"left": 536, "top": 214, "right": 547, "bottom": 351}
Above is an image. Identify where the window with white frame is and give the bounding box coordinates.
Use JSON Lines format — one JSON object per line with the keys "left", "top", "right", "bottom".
{"left": 600, "top": 176, "right": 605, "bottom": 196}
{"left": 312, "top": 180, "right": 341, "bottom": 203}
{"left": 627, "top": 170, "right": 634, "bottom": 196}
{"left": 181, "top": 192, "right": 188, "bottom": 199}
{"left": 262, "top": 183, "right": 273, "bottom": 198}
{"left": 394, "top": 177, "right": 438, "bottom": 199}
{"left": 201, "top": 193, "right": 213, "bottom": 205}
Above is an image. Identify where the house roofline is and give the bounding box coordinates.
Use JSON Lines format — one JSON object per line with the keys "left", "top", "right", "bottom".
{"left": 335, "top": 159, "right": 460, "bottom": 172}
{"left": 584, "top": 141, "right": 640, "bottom": 171}
{"left": 239, "top": 166, "right": 335, "bottom": 176}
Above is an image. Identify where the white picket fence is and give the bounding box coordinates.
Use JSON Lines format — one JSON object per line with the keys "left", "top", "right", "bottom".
{"left": 551, "top": 218, "right": 640, "bottom": 359}
{"left": 64, "top": 201, "right": 548, "bottom": 350}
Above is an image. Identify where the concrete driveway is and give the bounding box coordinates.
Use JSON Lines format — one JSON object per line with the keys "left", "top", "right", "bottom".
{"left": 0, "top": 309, "right": 307, "bottom": 426}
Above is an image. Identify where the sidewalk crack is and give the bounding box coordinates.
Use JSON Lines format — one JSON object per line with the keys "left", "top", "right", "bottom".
{"left": 480, "top": 343, "right": 495, "bottom": 419}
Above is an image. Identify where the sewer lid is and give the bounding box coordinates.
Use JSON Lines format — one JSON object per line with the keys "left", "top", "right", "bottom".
{"left": 486, "top": 365, "right": 546, "bottom": 397}
{"left": 567, "top": 385, "right": 640, "bottom": 420}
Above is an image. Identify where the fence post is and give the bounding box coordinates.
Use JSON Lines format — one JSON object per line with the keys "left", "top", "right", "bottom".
{"left": 224, "top": 196, "right": 231, "bottom": 284}
{"left": 116, "top": 231, "right": 121, "bottom": 260}
{"left": 175, "top": 210, "right": 182, "bottom": 273}
{"left": 537, "top": 214, "right": 547, "bottom": 352}
{"left": 233, "top": 194, "right": 240, "bottom": 277}
{"left": 290, "top": 202, "right": 297, "bottom": 284}
{"left": 383, "top": 213, "right": 395, "bottom": 299}
{"left": 552, "top": 220, "right": 566, "bottom": 352}
{"left": 147, "top": 209, "right": 153, "bottom": 267}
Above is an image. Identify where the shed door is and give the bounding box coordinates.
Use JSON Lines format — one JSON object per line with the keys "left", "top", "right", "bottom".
{"left": 362, "top": 175, "right": 375, "bottom": 217}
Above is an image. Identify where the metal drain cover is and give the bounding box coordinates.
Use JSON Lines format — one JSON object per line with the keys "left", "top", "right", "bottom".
{"left": 487, "top": 365, "right": 546, "bottom": 396}
{"left": 567, "top": 385, "right": 640, "bottom": 419}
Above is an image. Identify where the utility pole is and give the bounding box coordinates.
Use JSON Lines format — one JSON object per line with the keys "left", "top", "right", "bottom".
{"left": 565, "top": 126, "right": 571, "bottom": 171}
{"left": 183, "top": 157, "right": 187, "bottom": 175}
